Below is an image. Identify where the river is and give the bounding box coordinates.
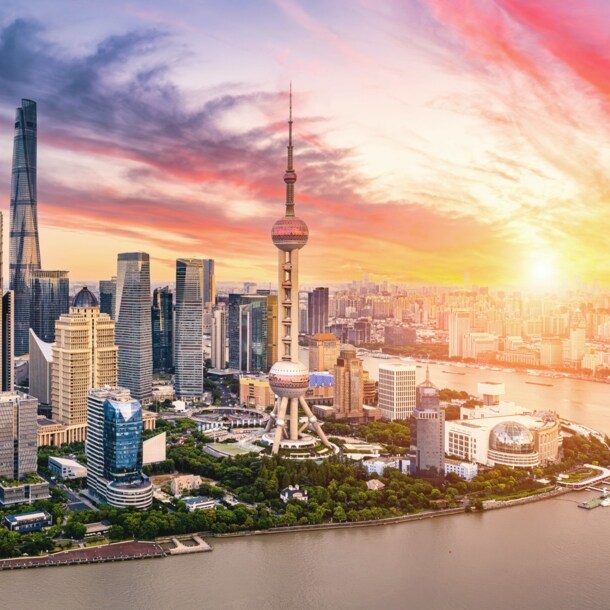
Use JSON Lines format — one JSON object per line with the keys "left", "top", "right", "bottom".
{"left": 1, "top": 359, "right": 609, "bottom": 609}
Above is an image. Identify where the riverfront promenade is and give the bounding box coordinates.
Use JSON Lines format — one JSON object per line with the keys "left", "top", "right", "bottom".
{"left": 0, "top": 541, "right": 164, "bottom": 570}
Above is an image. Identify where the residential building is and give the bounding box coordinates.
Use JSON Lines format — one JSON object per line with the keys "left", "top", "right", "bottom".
{"left": 116, "top": 252, "right": 152, "bottom": 403}
{"left": 280, "top": 485, "right": 308, "bottom": 503}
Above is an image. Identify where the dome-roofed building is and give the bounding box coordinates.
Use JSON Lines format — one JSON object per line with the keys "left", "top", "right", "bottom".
{"left": 488, "top": 421, "right": 538, "bottom": 467}
{"left": 72, "top": 286, "right": 99, "bottom": 309}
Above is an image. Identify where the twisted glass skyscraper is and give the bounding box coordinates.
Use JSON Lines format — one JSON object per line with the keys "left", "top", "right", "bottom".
{"left": 9, "top": 99, "right": 41, "bottom": 356}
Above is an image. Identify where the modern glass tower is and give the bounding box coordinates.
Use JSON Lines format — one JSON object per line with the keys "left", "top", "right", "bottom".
{"left": 9, "top": 99, "right": 41, "bottom": 356}
{"left": 307, "top": 287, "right": 329, "bottom": 335}
{"left": 30, "top": 270, "right": 69, "bottom": 343}
{"left": 99, "top": 277, "right": 117, "bottom": 319}
{"left": 203, "top": 259, "right": 216, "bottom": 307}
{"left": 152, "top": 286, "right": 173, "bottom": 373}
{"left": 86, "top": 386, "right": 152, "bottom": 509}
{"left": 116, "top": 253, "right": 152, "bottom": 403}
{"left": 174, "top": 259, "right": 203, "bottom": 398}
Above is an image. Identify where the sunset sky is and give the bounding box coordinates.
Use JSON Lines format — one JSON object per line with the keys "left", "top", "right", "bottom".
{"left": 0, "top": 0, "right": 609, "bottom": 287}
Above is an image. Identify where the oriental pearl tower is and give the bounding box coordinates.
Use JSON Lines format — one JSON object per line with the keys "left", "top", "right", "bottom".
{"left": 263, "top": 89, "right": 334, "bottom": 457}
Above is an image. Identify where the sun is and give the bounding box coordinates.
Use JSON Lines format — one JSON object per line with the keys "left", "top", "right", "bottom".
{"left": 531, "top": 260, "right": 555, "bottom": 283}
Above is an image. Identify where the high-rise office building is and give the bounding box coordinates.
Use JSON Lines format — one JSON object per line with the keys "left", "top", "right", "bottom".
{"left": 29, "top": 329, "right": 52, "bottom": 414}
{"left": 266, "top": 294, "right": 278, "bottom": 371}
{"left": 333, "top": 344, "right": 364, "bottom": 420}
{"left": 228, "top": 294, "right": 270, "bottom": 373}
{"left": 449, "top": 309, "right": 471, "bottom": 358}
{"left": 409, "top": 368, "right": 444, "bottom": 476}
{"left": 0, "top": 213, "right": 14, "bottom": 393}
{"left": 86, "top": 386, "right": 152, "bottom": 509}
{"left": 0, "top": 391, "right": 38, "bottom": 480}
{"left": 152, "top": 286, "right": 173, "bottom": 373}
{"left": 9, "top": 99, "right": 41, "bottom": 356}
{"left": 174, "top": 259, "right": 203, "bottom": 399}
{"left": 378, "top": 363, "right": 416, "bottom": 421}
{"left": 203, "top": 259, "right": 216, "bottom": 307}
{"left": 99, "top": 277, "right": 117, "bottom": 319}
{"left": 30, "top": 270, "right": 69, "bottom": 343}
{"left": 307, "top": 287, "right": 329, "bottom": 335}
{"left": 116, "top": 253, "right": 152, "bottom": 403}
{"left": 0, "top": 391, "right": 49, "bottom": 506}
{"left": 309, "top": 333, "right": 340, "bottom": 372}
{"left": 51, "top": 287, "right": 118, "bottom": 442}
{"left": 211, "top": 305, "right": 227, "bottom": 369}
{"left": 263, "top": 91, "right": 332, "bottom": 456}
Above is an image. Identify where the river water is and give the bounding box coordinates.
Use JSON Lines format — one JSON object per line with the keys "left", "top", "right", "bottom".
{"left": 1, "top": 360, "right": 609, "bottom": 609}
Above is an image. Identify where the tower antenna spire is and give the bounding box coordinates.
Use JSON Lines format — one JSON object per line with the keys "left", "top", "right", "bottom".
{"left": 284, "top": 83, "right": 296, "bottom": 216}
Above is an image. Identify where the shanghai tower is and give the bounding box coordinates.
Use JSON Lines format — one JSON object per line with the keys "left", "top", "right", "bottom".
{"left": 9, "top": 99, "right": 41, "bottom": 356}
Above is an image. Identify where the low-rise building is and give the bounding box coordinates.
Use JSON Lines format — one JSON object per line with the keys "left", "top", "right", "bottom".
{"left": 171, "top": 474, "right": 203, "bottom": 498}
{"left": 363, "top": 456, "right": 409, "bottom": 476}
{"left": 366, "top": 479, "right": 386, "bottom": 491}
{"left": 444, "top": 459, "right": 478, "bottom": 481}
{"left": 48, "top": 456, "right": 87, "bottom": 479}
{"left": 280, "top": 485, "right": 308, "bottom": 503}
{"left": 0, "top": 477, "right": 50, "bottom": 507}
{"left": 182, "top": 496, "right": 217, "bottom": 511}
{"left": 3, "top": 510, "right": 52, "bottom": 533}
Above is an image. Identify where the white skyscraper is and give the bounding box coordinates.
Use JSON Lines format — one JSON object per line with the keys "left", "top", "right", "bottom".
{"left": 211, "top": 305, "right": 227, "bottom": 369}
{"left": 174, "top": 258, "right": 204, "bottom": 399}
{"left": 116, "top": 253, "right": 152, "bottom": 403}
{"left": 449, "top": 309, "right": 471, "bottom": 358}
{"left": 378, "top": 363, "right": 416, "bottom": 421}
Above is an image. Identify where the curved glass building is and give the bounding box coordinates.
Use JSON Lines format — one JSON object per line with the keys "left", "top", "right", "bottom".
{"left": 9, "top": 99, "right": 41, "bottom": 356}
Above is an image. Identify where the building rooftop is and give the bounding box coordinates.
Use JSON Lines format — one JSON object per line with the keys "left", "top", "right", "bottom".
{"left": 4, "top": 511, "right": 51, "bottom": 524}
{"left": 72, "top": 286, "right": 99, "bottom": 308}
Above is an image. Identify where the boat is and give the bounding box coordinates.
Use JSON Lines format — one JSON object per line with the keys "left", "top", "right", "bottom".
{"left": 443, "top": 370, "right": 466, "bottom": 375}
{"left": 525, "top": 381, "right": 553, "bottom": 387}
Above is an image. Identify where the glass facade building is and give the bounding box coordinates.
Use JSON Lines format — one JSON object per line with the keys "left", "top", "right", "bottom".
{"left": 86, "top": 387, "right": 152, "bottom": 509}
{"left": 152, "top": 286, "right": 173, "bottom": 373}
{"left": 30, "top": 270, "right": 69, "bottom": 343}
{"left": 307, "top": 287, "right": 329, "bottom": 335}
{"left": 174, "top": 260, "right": 203, "bottom": 398}
{"left": 116, "top": 253, "right": 152, "bottom": 403}
{"left": 9, "top": 99, "right": 41, "bottom": 356}
{"left": 103, "top": 398, "right": 143, "bottom": 483}
{"left": 203, "top": 259, "right": 215, "bottom": 307}
{"left": 228, "top": 294, "right": 269, "bottom": 373}
{"left": 99, "top": 277, "right": 116, "bottom": 319}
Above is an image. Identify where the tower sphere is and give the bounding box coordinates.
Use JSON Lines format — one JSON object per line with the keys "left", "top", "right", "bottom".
{"left": 271, "top": 216, "right": 309, "bottom": 251}
{"left": 269, "top": 360, "right": 310, "bottom": 398}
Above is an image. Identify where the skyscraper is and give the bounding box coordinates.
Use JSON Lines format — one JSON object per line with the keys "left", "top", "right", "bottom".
{"left": 9, "top": 99, "right": 41, "bottom": 356}
{"left": 333, "top": 344, "right": 365, "bottom": 420}
{"left": 99, "top": 277, "right": 117, "bottom": 319}
{"left": 86, "top": 386, "right": 152, "bottom": 509}
{"left": 0, "top": 392, "right": 38, "bottom": 480}
{"left": 378, "top": 363, "right": 416, "bottom": 421}
{"left": 227, "top": 294, "right": 270, "bottom": 373}
{"left": 174, "top": 259, "right": 203, "bottom": 399}
{"left": 0, "top": 391, "right": 49, "bottom": 506}
{"left": 409, "top": 368, "right": 445, "bottom": 476}
{"left": 211, "top": 305, "right": 227, "bottom": 369}
{"left": 203, "top": 259, "right": 216, "bottom": 307}
{"left": 449, "top": 309, "right": 471, "bottom": 358}
{"left": 30, "top": 270, "right": 69, "bottom": 343}
{"left": 152, "top": 286, "right": 173, "bottom": 373}
{"left": 307, "top": 287, "right": 329, "bottom": 335}
{"left": 116, "top": 253, "right": 152, "bottom": 403}
{"left": 51, "top": 287, "right": 118, "bottom": 442}
{"left": 0, "top": 213, "right": 14, "bottom": 392}
{"left": 263, "top": 91, "right": 332, "bottom": 456}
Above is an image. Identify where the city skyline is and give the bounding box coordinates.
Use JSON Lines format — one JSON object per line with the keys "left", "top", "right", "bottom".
{"left": 0, "top": 2, "right": 608, "bottom": 288}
